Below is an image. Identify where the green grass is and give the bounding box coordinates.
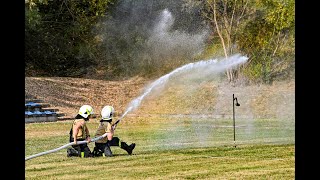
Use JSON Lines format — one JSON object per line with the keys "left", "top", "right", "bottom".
{"left": 25, "top": 116, "right": 294, "bottom": 179}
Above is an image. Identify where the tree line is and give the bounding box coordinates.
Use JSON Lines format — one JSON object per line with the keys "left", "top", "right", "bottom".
{"left": 25, "top": 0, "right": 294, "bottom": 84}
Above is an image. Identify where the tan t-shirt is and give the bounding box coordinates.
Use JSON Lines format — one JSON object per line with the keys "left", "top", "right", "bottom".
{"left": 73, "top": 119, "right": 88, "bottom": 140}
{"left": 94, "top": 121, "right": 112, "bottom": 143}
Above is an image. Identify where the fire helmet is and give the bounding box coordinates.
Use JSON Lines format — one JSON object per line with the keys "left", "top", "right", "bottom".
{"left": 101, "top": 105, "right": 114, "bottom": 120}
{"left": 78, "top": 105, "right": 94, "bottom": 119}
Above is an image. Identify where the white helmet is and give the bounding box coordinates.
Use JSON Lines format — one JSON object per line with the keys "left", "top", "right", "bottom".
{"left": 78, "top": 105, "right": 94, "bottom": 119}
{"left": 101, "top": 105, "right": 114, "bottom": 120}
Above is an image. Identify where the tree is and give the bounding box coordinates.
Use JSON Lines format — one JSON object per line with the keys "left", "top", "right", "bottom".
{"left": 25, "top": 0, "right": 115, "bottom": 77}
{"left": 184, "top": 0, "right": 294, "bottom": 83}
{"left": 237, "top": 0, "right": 295, "bottom": 83}
{"left": 196, "top": 0, "right": 256, "bottom": 83}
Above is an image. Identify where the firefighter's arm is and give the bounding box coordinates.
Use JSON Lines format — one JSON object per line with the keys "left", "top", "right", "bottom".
{"left": 107, "top": 123, "right": 114, "bottom": 141}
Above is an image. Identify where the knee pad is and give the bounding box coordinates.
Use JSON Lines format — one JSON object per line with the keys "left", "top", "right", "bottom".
{"left": 104, "top": 145, "right": 113, "bottom": 157}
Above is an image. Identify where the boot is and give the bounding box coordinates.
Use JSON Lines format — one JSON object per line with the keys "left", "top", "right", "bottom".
{"left": 93, "top": 147, "right": 103, "bottom": 157}
{"left": 128, "top": 143, "right": 136, "bottom": 155}
{"left": 121, "top": 142, "right": 135, "bottom": 155}
{"left": 67, "top": 148, "right": 79, "bottom": 157}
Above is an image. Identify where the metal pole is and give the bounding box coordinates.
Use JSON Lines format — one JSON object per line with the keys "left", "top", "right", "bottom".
{"left": 233, "top": 94, "right": 236, "bottom": 148}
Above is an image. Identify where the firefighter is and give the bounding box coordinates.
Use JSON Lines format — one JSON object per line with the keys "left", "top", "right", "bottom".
{"left": 67, "top": 105, "right": 94, "bottom": 158}
{"left": 92, "top": 105, "right": 135, "bottom": 157}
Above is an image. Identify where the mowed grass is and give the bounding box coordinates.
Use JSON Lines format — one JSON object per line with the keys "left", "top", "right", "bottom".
{"left": 25, "top": 116, "right": 294, "bottom": 179}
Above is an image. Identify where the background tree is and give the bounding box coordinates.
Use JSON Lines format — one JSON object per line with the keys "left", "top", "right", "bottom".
{"left": 237, "top": 0, "right": 295, "bottom": 83}
{"left": 25, "top": 0, "right": 115, "bottom": 77}
{"left": 184, "top": 0, "right": 294, "bottom": 84}
{"left": 26, "top": 0, "right": 294, "bottom": 83}
{"left": 199, "top": 0, "right": 256, "bottom": 83}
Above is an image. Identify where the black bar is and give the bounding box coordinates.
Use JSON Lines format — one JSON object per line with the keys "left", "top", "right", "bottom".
{"left": 233, "top": 94, "right": 236, "bottom": 147}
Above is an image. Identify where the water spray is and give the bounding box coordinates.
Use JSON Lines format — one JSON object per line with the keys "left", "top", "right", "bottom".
{"left": 113, "top": 54, "right": 248, "bottom": 129}
{"left": 233, "top": 94, "right": 240, "bottom": 148}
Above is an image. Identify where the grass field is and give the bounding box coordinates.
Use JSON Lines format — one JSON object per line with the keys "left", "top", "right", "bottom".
{"left": 25, "top": 115, "right": 294, "bottom": 179}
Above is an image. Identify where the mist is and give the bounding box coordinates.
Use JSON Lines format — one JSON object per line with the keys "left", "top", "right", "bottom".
{"left": 95, "top": 0, "right": 209, "bottom": 75}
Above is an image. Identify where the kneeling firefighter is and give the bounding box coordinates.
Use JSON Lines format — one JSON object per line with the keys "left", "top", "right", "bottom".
{"left": 67, "top": 105, "right": 94, "bottom": 158}
{"left": 92, "top": 105, "right": 135, "bottom": 157}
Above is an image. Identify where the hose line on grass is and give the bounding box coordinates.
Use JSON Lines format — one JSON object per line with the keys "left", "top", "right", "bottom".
{"left": 25, "top": 132, "right": 109, "bottom": 161}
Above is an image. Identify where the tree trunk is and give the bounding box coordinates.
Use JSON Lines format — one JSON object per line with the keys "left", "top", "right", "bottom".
{"left": 211, "top": 0, "right": 232, "bottom": 82}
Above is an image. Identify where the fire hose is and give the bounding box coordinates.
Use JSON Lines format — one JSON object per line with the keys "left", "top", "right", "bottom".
{"left": 25, "top": 132, "right": 109, "bottom": 161}
{"left": 25, "top": 117, "right": 125, "bottom": 161}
